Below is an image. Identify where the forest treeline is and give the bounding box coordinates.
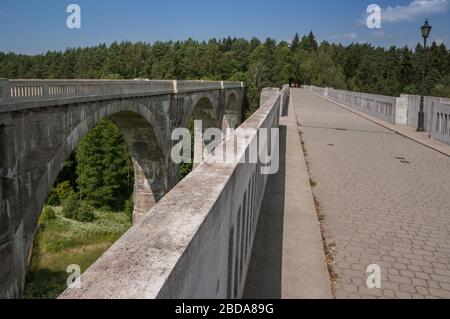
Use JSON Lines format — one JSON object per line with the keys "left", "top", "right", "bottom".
{"left": 2, "top": 32, "right": 450, "bottom": 213}
{"left": 1, "top": 32, "right": 449, "bottom": 118}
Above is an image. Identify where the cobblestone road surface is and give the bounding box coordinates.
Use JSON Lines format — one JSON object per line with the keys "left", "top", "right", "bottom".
{"left": 293, "top": 89, "right": 450, "bottom": 299}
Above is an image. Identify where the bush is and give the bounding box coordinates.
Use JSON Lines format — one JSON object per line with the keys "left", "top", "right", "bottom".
{"left": 40, "top": 206, "right": 56, "bottom": 223}
{"left": 124, "top": 197, "right": 134, "bottom": 221}
{"left": 46, "top": 191, "right": 60, "bottom": 206}
{"left": 62, "top": 193, "right": 79, "bottom": 220}
{"left": 47, "top": 181, "right": 75, "bottom": 206}
{"left": 76, "top": 201, "right": 95, "bottom": 223}
{"left": 62, "top": 194, "right": 95, "bottom": 223}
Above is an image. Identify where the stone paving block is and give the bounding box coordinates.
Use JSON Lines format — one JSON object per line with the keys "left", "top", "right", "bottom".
{"left": 293, "top": 89, "right": 450, "bottom": 299}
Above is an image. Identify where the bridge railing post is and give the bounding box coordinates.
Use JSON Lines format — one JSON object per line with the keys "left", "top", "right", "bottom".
{"left": 0, "top": 79, "right": 10, "bottom": 102}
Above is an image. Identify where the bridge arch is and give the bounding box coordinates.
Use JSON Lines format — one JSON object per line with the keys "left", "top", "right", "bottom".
{"left": 14, "top": 99, "right": 169, "bottom": 298}
{"left": 183, "top": 95, "right": 218, "bottom": 168}
{"left": 223, "top": 92, "right": 240, "bottom": 131}
{"left": 32, "top": 99, "right": 168, "bottom": 229}
{"left": 0, "top": 79, "right": 245, "bottom": 299}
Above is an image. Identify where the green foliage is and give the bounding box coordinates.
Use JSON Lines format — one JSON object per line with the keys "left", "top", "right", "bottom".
{"left": 62, "top": 193, "right": 80, "bottom": 220}
{"left": 76, "top": 119, "right": 133, "bottom": 211}
{"left": 47, "top": 181, "right": 75, "bottom": 206}
{"left": 5, "top": 34, "right": 446, "bottom": 112}
{"left": 24, "top": 207, "right": 132, "bottom": 299}
{"left": 61, "top": 193, "right": 96, "bottom": 222}
{"left": 179, "top": 162, "right": 193, "bottom": 179}
{"left": 76, "top": 201, "right": 96, "bottom": 223}
{"left": 123, "top": 196, "right": 134, "bottom": 221}
{"left": 40, "top": 206, "right": 56, "bottom": 223}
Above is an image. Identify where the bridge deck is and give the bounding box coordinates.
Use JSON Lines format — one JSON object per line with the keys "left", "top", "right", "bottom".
{"left": 290, "top": 89, "right": 450, "bottom": 299}
{"left": 244, "top": 90, "right": 332, "bottom": 299}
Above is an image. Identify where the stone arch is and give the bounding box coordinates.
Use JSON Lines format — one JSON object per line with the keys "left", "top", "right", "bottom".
{"left": 191, "top": 96, "right": 217, "bottom": 130}
{"left": 15, "top": 99, "right": 168, "bottom": 296}
{"left": 186, "top": 92, "right": 219, "bottom": 127}
{"left": 184, "top": 95, "right": 218, "bottom": 168}
{"left": 35, "top": 100, "right": 167, "bottom": 226}
{"left": 222, "top": 92, "right": 240, "bottom": 131}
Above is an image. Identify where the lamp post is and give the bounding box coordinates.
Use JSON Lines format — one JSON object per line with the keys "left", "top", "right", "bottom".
{"left": 417, "top": 19, "right": 432, "bottom": 132}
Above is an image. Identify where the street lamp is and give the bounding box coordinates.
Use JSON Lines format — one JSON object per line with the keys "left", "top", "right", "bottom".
{"left": 417, "top": 19, "right": 432, "bottom": 132}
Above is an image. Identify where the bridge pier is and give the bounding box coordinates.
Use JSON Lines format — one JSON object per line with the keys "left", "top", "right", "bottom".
{"left": 0, "top": 112, "right": 25, "bottom": 299}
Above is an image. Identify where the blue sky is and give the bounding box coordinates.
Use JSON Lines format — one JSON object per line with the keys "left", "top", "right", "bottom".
{"left": 0, "top": 0, "right": 449, "bottom": 54}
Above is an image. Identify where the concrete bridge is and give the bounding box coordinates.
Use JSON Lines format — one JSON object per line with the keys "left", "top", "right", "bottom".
{"left": 0, "top": 79, "right": 245, "bottom": 298}
{"left": 2, "top": 79, "right": 450, "bottom": 299}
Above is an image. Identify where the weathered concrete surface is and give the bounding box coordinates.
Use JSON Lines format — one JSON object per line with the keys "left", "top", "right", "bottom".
{"left": 309, "top": 89, "right": 450, "bottom": 157}
{"left": 432, "top": 102, "right": 450, "bottom": 145}
{"left": 305, "top": 85, "right": 450, "bottom": 145}
{"left": 244, "top": 89, "right": 332, "bottom": 299}
{"left": 307, "top": 86, "right": 397, "bottom": 124}
{"left": 0, "top": 79, "right": 244, "bottom": 299}
{"left": 293, "top": 89, "right": 450, "bottom": 299}
{"left": 59, "top": 87, "right": 288, "bottom": 299}
{"left": 260, "top": 88, "right": 281, "bottom": 107}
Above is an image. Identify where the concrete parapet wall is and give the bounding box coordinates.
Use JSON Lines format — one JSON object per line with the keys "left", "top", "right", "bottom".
{"left": 0, "top": 79, "right": 244, "bottom": 112}
{"left": 260, "top": 87, "right": 280, "bottom": 106}
{"left": 260, "top": 87, "right": 289, "bottom": 118}
{"left": 0, "top": 78, "right": 245, "bottom": 298}
{"left": 303, "top": 85, "right": 450, "bottom": 147}
{"left": 432, "top": 101, "right": 450, "bottom": 145}
{"left": 401, "top": 94, "right": 450, "bottom": 133}
{"left": 60, "top": 88, "right": 281, "bottom": 299}
{"left": 305, "top": 85, "right": 396, "bottom": 124}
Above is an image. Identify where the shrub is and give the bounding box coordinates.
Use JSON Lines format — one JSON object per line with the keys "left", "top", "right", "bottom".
{"left": 40, "top": 206, "right": 56, "bottom": 223}
{"left": 55, "top": 181, "right": 75, "bottom": 202}
{"left": 76, "top": 201, "right": 95, "bottom": 223}
{"left": 62, "top": 193, "right": 79, "bottom": 220}
{"left": 124, "top": 197, "right": 134, "bottom": 221}
{"left": 62, "top": 194, "right": 96, "bottom": 223}
{"left": 47, "top": 181, "right": 75, "bottom": 206}
{"left": 46, "top": 191, "right": 60, "bottom": 206}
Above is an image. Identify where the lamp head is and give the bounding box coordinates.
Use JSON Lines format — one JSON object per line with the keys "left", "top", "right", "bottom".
{"left": 421, "top": 19, "right": 432, "bottom": 39}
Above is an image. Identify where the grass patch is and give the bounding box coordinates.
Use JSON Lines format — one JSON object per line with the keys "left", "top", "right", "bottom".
{"left": 24, "top": 207, "right": 132, "bottom": 299}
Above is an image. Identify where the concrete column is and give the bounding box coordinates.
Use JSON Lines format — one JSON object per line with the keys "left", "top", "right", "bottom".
{"left": 395, "top": 95, "right": 408, "bottom": 125}
{"left": 193, "top": 121, "right": 204, "bottom": 169}
{"left": 0, "top": 79, "right": 9, "bottom": 101}
{"left": 0, "top": 113, "right": 21, "bottom": 299}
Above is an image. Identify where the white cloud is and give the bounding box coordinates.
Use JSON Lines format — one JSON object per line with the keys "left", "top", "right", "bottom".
{"left": 381, "top": 0, "right": 449, "bottom": 23}
{"left": 331, "top": 32, "right": 358, "bottom": 40}
{"left": 370, "top": 31, "right": 394, "bottom": 38}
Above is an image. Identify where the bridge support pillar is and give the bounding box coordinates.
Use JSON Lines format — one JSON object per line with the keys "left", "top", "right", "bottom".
{"left": 0, "top": 113, "right": 23, "bottom": 299}
{"left": 0, "top": 79, "right": 9, "bottom": 102}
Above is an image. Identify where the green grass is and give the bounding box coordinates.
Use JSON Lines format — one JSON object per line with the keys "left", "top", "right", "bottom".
{"left": 24, "top": 207, "right": 132, "bottom": 299}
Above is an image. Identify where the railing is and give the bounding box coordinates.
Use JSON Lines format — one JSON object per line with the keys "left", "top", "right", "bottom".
{"left": 432, "top": 101, "right": 450, "bottom": 145}
{"left": 304, "top": 85, "right": 396, "bottom": 123}
{"left": 0, "top": 79, "right": 243, "bottom": 105}
{"left": 59, "top": 87, "right": 288, "bottom": 299}
{"left": 303, "top": 85, "right": 450, "bottom": 147}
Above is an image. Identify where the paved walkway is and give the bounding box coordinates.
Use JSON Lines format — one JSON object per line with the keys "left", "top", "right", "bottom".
{"left": 293, "top": 88, "right": 450, "bottom": 299}
{"left": 244, "top": 91, "right": 332, "bottom": 299}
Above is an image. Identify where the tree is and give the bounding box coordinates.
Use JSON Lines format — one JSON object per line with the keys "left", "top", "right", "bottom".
{"left": 76, "top": 119, "right": 133, "bottom": 211}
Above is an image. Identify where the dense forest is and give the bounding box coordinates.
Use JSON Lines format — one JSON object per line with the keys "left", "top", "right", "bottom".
{"left": 1, "top": 32, "right": 450, "bottom": 118}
